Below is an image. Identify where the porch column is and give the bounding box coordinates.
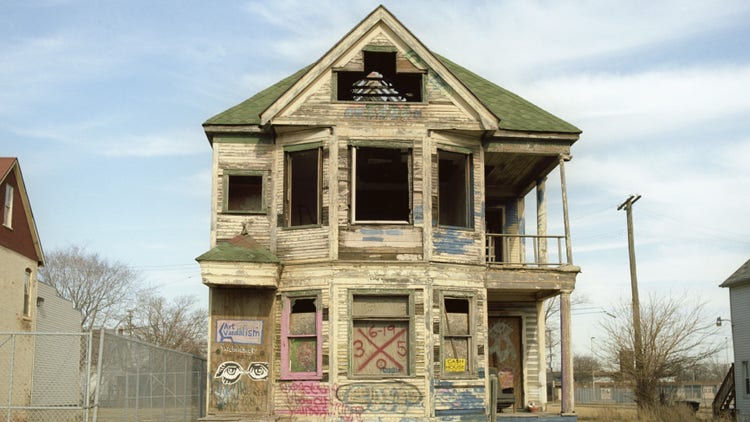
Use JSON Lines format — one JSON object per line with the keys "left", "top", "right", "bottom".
{"left": 560, "top": 291, "right": 575, "bottom": 414}
{"left": 536, "top": 177, "right": 548, "bottom": 264}
{"left": 558, "top": 155, "right": 573, "bottom": 264}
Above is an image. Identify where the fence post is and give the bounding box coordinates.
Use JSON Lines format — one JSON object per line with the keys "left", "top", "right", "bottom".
{"left": 6, "top": 334, "right": 15, "bottom": 422}
{"left": 93, "top": 329, "right": 105, "bottom": 422}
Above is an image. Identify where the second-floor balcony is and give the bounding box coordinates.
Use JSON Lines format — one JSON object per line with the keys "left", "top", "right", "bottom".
{"left": 486, "top": 233, "right": 570, "bottom": 267}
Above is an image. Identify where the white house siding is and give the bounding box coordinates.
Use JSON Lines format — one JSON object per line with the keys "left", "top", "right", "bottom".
{"left": 730, "top": 283, "right": 750, "bottom": 422}
{"left": 32, "top": 282, "right": 82, "bottom": 407}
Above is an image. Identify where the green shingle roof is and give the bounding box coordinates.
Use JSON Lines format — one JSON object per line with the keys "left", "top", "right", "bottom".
{"left": 204, "top": 55, "right": 580, "bottom": 134}
{"left": 195, "top": 234, "right": 280, "bottom": 264}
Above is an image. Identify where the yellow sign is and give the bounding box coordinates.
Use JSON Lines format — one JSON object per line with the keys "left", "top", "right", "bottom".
{"left": 445, "top": 358, "right": 466, "bottom": 372}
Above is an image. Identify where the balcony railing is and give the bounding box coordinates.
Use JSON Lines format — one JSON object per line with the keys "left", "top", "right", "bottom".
{"left": 486, "top": 233, "right": 569, "bottom": 267}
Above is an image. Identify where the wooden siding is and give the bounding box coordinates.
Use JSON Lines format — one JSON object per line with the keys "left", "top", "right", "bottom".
{"left": 730, "top": 284, "right": 750, "bottom": 419}
{"left": 214, "top": 141, "right": 274, "bottom": 246}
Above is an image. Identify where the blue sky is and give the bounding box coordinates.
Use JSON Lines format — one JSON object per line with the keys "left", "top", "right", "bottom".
{"left": 3, "top": 0, "right": 749, "bottom": 357}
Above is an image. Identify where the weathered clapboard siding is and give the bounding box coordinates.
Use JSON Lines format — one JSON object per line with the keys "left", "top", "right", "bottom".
{"left": 214, "top": 141, "right": 275, "bottom": 245}
{"left": 339, "top": 226, "right": 423, "bottom": 261}
{"left": 276, "top": 227, "right": 330, "bottom": 261}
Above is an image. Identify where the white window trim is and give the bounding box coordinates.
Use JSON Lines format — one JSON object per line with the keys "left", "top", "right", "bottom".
{"left": 3, "top": 184, "right": 13, "bottom": 229}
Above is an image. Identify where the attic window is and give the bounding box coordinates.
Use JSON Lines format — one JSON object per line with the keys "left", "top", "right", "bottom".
{"left": 337, "top": 51, "right": 422, "bottom": 102}
{"left": 3, "top": 184, "right": 13, "bottom": 228}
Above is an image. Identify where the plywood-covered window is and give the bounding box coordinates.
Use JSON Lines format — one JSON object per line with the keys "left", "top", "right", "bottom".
{"left": 438, "top": 150, "right": 472, "bottom": 228}
{"left": 441, "top": 294, "right": 474, "bottom": 377}
{"left": 352, "top": 146, "right": 411, "bottom": 224}
{"left": 3, "top": 184, "right": 13, "bottom": 228}
{"left": 223, "top": 172, "right": 265, "bottom": 214}
{"left": 285, "top": 146, "right": 321, "bottom": 227}
{"left": 281, "top": 293, "right": 322, "bottom": 379}
{"left": 351, "top": 293, "right": 412, "bottom": 377}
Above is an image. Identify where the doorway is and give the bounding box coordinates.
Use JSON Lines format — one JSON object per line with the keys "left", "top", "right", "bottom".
{"left": 488, "top": 316, "right": 523, "bottom": 411}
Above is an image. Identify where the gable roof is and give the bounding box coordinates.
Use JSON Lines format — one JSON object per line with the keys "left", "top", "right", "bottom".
{"left": 0, "top": 157, "right": 44, "bottom": 265}
{"left": 720, "top": 258, "right": 750, "bottom": 288}
{"left": 204, "top": 6, "right": 580, "bottom": 135}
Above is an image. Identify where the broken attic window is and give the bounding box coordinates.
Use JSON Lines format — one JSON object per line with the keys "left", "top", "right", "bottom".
{"left": 353, "top": 146, "right": 411, "bottom": 223}
{"left": 337, "top": 51, "right": 422, "bottom": 102}
{"left": 439, "top": 150, "right": 471, "bottom": 227}
{"left": 225, "top": 174, "right": 263, "bottom": 213}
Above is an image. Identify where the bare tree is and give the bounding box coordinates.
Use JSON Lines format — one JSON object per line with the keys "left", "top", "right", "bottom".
{"left": 574, "top": 355, "right": 601, "bottom": 383}
{"left": 544, "top": 292, "right": 589, "bottom": 369}
{"left": 599, "top": 293, "right": 722, "bottom": 408}
{"left": 130, "top": 293, "right": 207, "bottom": 357}
{"left": 38, "top": 245, "right": 142, "bottom": 330}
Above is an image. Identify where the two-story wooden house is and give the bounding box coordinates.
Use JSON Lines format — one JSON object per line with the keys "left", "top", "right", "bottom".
{"left": 198, "top": 6, "right": 581, "bottom": 421}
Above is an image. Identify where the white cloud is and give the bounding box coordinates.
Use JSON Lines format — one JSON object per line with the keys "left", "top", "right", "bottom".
{"left": 102, "top": 130, "right": 207, "bottom": 158}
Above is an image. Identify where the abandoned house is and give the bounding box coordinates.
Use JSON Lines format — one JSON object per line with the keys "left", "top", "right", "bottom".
{"left": 197, "top": 6, "right": 582, "bottom": 421}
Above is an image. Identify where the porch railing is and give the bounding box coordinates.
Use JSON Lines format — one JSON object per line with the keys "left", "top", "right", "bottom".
{"left": 486, "top": 233, "right": 569, "bottom": 267}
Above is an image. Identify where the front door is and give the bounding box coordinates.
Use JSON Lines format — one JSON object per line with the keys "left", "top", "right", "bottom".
{"left": 488, "top": 317, "right": 523, "bottom": 410}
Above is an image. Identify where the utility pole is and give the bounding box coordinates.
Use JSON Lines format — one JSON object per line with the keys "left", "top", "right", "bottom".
{"left": 618, "top": 195, "right": 643, "bottom": 404}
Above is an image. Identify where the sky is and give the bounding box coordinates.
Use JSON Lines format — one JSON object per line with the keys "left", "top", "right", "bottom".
{"left": 2, "top": 0, "right": 749, "bottom": 359}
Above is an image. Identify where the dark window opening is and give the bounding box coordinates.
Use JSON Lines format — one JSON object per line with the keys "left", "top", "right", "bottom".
{"left": 337, "top": 51, "right": 422, "bottom": 102}
{"left": 354, "top": 147, "right": 410, "bottom": 223}
{"left": 439, "top": 150, "right": 471, "bottom": 227}
{"left": 226, "top": 175, "right": 263, "bottom": 212}
{"left": 287, "top": 149, "right": 320, "bottom": 226}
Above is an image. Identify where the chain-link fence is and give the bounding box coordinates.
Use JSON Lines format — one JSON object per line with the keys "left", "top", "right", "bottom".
{"left": 0, "top": 331, "right": 206, "bottom": 422}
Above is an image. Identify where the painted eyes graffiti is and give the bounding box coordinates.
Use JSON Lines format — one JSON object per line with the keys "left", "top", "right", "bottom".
{"left": 214, "top": 361, "right": 269, "bottom": 384}
{"left": 247, "top": 362, "right": 270, "bottom": 380}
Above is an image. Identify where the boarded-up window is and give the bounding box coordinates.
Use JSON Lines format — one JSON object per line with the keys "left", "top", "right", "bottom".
{"left": 224, "top": 173, "right": 264, "bottom": 213}
{"left": 744, "top": 361, "right": 749, "bottom": 395}
{"left": 285, "top": 148, "right": 321, "bottom": 226}
{"left": 351, "top": 294, "right": 410, "bottom": 377}
{"left": 442, "top": 296, "right": 472, "bottom": 376}
{"left": 281, "top": 294, "right": 322, "bottom": 379}
{"left": 352, "top": 147, "right": 411, "bottom": 223}
{"left": 438, "top": 150, "right": 471, "bottom": 227}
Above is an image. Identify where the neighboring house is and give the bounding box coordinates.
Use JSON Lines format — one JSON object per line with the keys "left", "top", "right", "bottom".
{"left": 32, "top": 281, "right": 83, "bottom": 407}
{"left": 718, "top": 259, "right": 750, "bottom": 422}
{"left": 197, "top": 6, "right": 582, "bottom": 421}
{"left": 0, "top": 157, "right": 45, "bottom": 413}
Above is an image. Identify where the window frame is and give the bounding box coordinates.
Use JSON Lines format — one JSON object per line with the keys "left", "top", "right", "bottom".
{"left": 439, "top": 290, "right": 476, "bottom": 378}
{"left": 744, "top": 360, "right": 750, "bottom": 395}
{"left": 351, "top": 145, "right": 413, "bottom": 225}
{"left": 280, "top": 291, "right": 323, "bottom": 380}
{"left": 437, "top": 147, "right": 473, "bottom": 229}
{"left": 284, "top": 144, "right": 322, "bottom": 228}
{"left": 349, "top": 290, "right": 415, "bottom": 378}
{"left": 3, "top": 184, "right": 13, "bottom": 229}
{"left": 23, "top": 268, "right": 31, "bottom": 317}
{"left": 222, "top": 170, "right": 266, "bottom": 215}
{"left": 334, "top": 49, "right": 425, "bottom": 103}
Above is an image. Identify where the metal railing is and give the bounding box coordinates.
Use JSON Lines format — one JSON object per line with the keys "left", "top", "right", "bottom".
{"left": 485, "top": 233, "right": 569, "bottom": 267}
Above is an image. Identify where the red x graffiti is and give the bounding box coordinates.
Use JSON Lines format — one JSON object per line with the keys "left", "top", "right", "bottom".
{"left": 355, "top": 327, "right": 407, "bottom": 372}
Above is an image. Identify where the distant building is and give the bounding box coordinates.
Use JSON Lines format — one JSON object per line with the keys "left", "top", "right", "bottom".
{"left": 0, "top": 157, "right": 45, "bottom": 412}
{"left": 197, "top": 6, "right": 582, "bottom": 420}
{"left": 719, "top": 259, "right": 750, "bottom": 421}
